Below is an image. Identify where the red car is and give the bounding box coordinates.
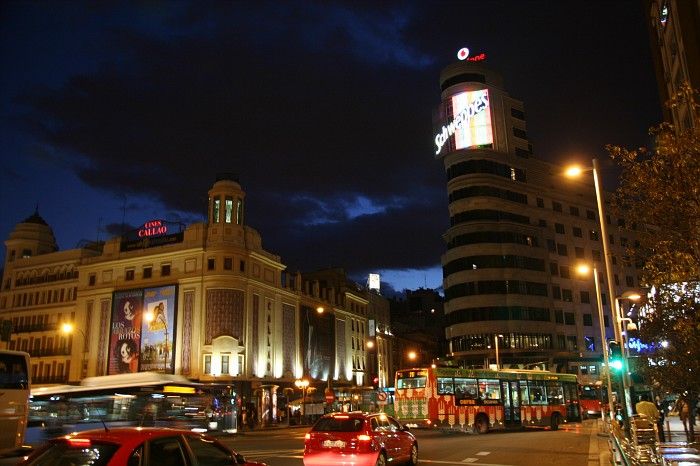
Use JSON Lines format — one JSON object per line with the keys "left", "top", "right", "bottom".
{"left": 18, "top": 427, "right": 266, "bottom": 466}
{"left": 303, "top": 412, "right": 418, "bottom": 466}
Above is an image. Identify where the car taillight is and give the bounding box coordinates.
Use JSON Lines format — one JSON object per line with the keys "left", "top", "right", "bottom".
{"left": 305, "top": 433, "right": 311, "bottom": 440}
{"left": 357, "top": 434, "right": 371, "bottom": 441}
{"left": 67, "top": 438, "right": 92, "bottom": 447}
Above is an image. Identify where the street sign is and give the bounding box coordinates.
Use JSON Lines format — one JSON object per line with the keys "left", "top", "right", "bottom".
{"left": 377, "top": 391, "right": 387, "bottom": 405}
{"left": 324, "top": 388, "right": 335, "bottom": 404}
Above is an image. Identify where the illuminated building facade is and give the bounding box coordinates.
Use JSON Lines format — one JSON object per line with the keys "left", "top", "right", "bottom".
{"left": 0, "top": 174, "right": 391, "bottom": 419}
{"left": 645, "top": 0, "right": 700, "bottom": 131}
{"left": 435, "top": 58, "right": 644, "bottom": 377}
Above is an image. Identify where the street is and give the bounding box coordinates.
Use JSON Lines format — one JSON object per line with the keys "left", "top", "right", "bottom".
{"left": 219, "top": 419, "right": 603, "bottom": 466}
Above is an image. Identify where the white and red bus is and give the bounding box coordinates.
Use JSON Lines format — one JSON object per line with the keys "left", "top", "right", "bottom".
{"left": 579, "top": 382, "right": 607, "bottom": 418}
{"left": 394, "top": 367, "right": 581, "bottom": 433}
{"left": 0, "top": 350, "right": 31, "bottom": 452}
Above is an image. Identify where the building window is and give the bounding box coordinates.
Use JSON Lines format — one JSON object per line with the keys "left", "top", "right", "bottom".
{"left": 566, "top": 336, "right": 578, "bottom": 351}
{"left": 626, "top": 275, "right": 635, "bottom": 287}
{"left": 240, "top": 260, "right": 245, "bottom": 272}
{"left": 584, "top": 336, "right": 595, "bottom": 352}
{"left": 221, "top": 355, "right": 230, "bottom": 375}
{"left": 575, "top": 247, "right": 585, "bottom": 259}
{"left": 547, "top": 239, "right": 556, "bottom": 252}
{"left": 143, "top": 267, "right": 152, "bottom": 279}
{"left": 589, "top": 230, "right": 599, "bottom": 241}
{"left": 225, "top": 197, "right": 233, "bottom": 223}
{"left": 580, "top": 291, "right": 591, "bottom": 304}
{"left": 557, "top": 244, "right": 568, "bottom": 256}
{"left": 555, "top": 310, "right": 564, "bottom": 324}
{"left": 586, "top": 210, "right": 596, "bottom": 220}
{"left": 569, "top": 206, "right": 580, "bottom": 216}
{"left": 562, "top": 289, "right": 573, "bottom": 302}
{"left": 161, "top": 264, "right": 171, "bottom": 276}
{"left": 573, "top": 227, "right": 582, "bottom": 238}
{"left": 536, "top": 197, "right": 544, "bottom": 208}
{"left": 560, "top": 266, "right": 570, "bottom": 279}
{"left": 555, "top": 223, "right": 565, "bottom": 234}
{"left": 207, "top": 258, "right": 215, "bottom": 270}
{"left": 604, "top": 316, "right": 610, "bottom": 328}
{"left": 552, "top": 286, "right": 562, "bottom": 300}
{"left": 539, "top": 219, "right": 548, "bottom": 227}
{"left": 88, "top": 274, "right": 96, "bottom": 286}
{"left": 609, "top": 234, "right": 615, "bottom": 245}
{"left": 552, "top": 201, "right": 562, "bottom": 212}
{"left": 125, "top": 269, "right": 135, "bottom": 281}
{"left": 236, "top": 200, "right": 243, "bottom": 225}
{"left": 224, "top": 258, "right": 233, "bottom": 270}
{"left": 212, "top": 197, "right": 220, "bottom": 223}
{"left": 583, "top": 313, "right": 593, "bottom": 326}
{"left": 592, "top": 250, "right": 601, "bottom": 262}
{"left": 204, "top": 355, "right": 212, "bottom": 374}
{"left": 550, "top": 262, "right": 559, "bottom": 276}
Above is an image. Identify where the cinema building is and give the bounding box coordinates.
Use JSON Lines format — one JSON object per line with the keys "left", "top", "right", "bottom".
{"left": 435, "top": 57, "right": 644, "bottom": 377}
{"left": 0, "top": 174, "right": 393, "bottom": 415}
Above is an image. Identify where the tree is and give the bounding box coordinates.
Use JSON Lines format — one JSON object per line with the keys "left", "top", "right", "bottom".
{"left": 607, "top": 83, "right": 700, "bottom": 441}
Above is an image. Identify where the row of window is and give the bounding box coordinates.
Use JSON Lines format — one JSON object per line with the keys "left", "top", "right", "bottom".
{"left": 449, "top": 333, "right": 598, "bottom": 353}
{"left": 443, "top": 254, "right": 545, "bottom": 275}
{"left": 11, "top": 269, "right": 78, "bottom": 288}
{"left": 3, "top": 286, "right": 78, "bottom": 310}
{"left": 445, "top": 306, "right": 550, "bottom": 324}
{"left": 450, "top": 209, "right": 530, "bottom": 227}
{"left": 446, "top": 159, "right": 526, "bottom": 183}
{"left": 444, "top": 280, "right": 548, "bottom": 300}
{"left": 211, "top": 196, "right": 243, "bottom": 225}
{"left": 448, "top": 185, "right": 528, "bottom": 205}
{"left": 447, "top": 231, "right": 538, "bottom": 249}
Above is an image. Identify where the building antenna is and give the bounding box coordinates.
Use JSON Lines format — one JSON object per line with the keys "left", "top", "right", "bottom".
{"left": 96, "top": 217, "right": 102, "bottom": 243}
{"left": 121, "top": 195, "right": 127, "bottom": 235}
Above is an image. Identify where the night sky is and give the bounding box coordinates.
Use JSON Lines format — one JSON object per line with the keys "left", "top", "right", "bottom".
{"left": 0, "top": 1, "right": 662, "bottom": 295}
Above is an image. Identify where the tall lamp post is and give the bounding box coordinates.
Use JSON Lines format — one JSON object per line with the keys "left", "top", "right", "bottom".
{"left": 295, "top": 378, "right": 309, "bottom": 423}
{"left": 576, "top": 264, "right": 615, "bottom": 419}
{"left": 493, "top": 334, "right": 504, "bottom": 369}
{"left": 61, "top": 322, "right": 87, "bottom": 379}
{"left": 567, "top": 160, "right": 630, "bottom": 430}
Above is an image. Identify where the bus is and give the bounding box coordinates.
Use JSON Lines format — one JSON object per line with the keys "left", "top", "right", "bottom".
{"left": 579, "top": 382, "right": 607, "bottom": 418}
{"left": 0, "top": 350, "right": 31, "bottom": 452}
{"left": 27, "top": 372, "right": 238, "bottom": 445}
{"left": 394, "top": 367, "right": 581, "bottom": 433}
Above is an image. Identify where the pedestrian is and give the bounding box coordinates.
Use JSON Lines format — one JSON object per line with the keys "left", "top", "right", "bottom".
{"left": 655, "top": 396, "right": 666, "bottom": 442}
{"left": 675, "top": 398, "right": 691, "bottom": 441}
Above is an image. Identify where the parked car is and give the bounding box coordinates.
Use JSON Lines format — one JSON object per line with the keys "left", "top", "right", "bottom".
{"left": 303, "top": 411, "right": 418, "bottom": 466}
{"left": 18, "top": 427, "right": 266, "bottom": 466}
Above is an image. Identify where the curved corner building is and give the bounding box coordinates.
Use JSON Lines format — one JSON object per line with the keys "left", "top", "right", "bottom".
{"left": 435, "top": 59, "right": 642, "bottom": 374}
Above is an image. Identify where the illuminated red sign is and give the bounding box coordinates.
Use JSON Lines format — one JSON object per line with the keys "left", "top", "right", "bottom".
{"left": 138, "top": 220, "right": 167, "bottom": 238}
{"left": 457, "top": 47, "right": 486, "bottom": 62}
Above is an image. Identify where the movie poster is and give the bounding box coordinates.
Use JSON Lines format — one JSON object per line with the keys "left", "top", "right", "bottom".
{"left": 108, "top": 289, "right": 143, "bottom": 375}
{"left": 140, "top": 285, "right": 177, "bottom": 373}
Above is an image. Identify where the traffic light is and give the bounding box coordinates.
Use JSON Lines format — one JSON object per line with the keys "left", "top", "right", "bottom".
{"left": 371, "top": 374, "right": 379, "bottom": 390}
{"left": 608, "top": 341, "right": 623, "bottom": 372}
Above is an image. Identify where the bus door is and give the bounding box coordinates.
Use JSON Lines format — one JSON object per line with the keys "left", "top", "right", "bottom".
{"left": 500, "top": 380, "right": 521, "bottom": 427}
{"left": 563, "top": 382, "right": 581, "bottom": 422}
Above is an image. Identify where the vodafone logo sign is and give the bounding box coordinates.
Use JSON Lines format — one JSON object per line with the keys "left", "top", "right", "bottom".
{"left": 457, "top": 47, "right": 470, "bottom": 60}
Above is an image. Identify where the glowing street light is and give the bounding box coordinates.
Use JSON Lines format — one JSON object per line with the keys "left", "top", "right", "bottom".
{"left": 61, "top": 322, "right": 88, "bottom": 379}
{"left": 294, "top": 378, "right": 310, "bottom": 422}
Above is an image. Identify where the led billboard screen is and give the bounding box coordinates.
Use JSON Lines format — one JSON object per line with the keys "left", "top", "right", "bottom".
{"left": 434, "top": 89, "right": 493, "bottom": 156}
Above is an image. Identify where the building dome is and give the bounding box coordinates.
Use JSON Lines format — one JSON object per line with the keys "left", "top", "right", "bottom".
{"left": 5, "top": 208, "right": 59, "bottom": 259}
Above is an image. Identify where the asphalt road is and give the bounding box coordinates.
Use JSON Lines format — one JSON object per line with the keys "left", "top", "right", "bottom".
{"left": 219, "top": 419, "right": 603, "bottom": 466}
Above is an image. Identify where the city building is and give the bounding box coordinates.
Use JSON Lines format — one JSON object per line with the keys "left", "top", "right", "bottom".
{"left": 434, "top": 55, "right": 644, "bottom": 377}
{"left": 0, "top": 174, "right": 392, "bottom": 422}
{"left": 645, "top": 0, "right": 700, "bottom": 130}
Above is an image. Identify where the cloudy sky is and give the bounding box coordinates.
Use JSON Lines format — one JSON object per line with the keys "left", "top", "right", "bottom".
{"left": 0, "top": 1, "right": 661, "bottom": 295}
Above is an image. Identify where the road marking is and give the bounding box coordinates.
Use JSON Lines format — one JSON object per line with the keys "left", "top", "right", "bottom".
{"left": 461, "top": 458, "right": 478, "bottom": 463}
{"left": 476, "top": 451, "right": 490, "bottom": 455}
{"left": 418, "top": 461, "right": 516, "bottom": 466}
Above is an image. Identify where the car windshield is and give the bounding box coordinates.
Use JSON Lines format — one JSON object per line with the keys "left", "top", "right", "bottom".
{"left": 312, "top": 417, "right": 364, "bottom": 432}
{"left": 25, "top": 440, "right": 119, "bottom": 466}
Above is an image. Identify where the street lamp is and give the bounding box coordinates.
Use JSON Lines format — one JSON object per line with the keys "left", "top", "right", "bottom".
{"left": 61, "top": 322, "right": 87, "bottom": 379}
{"left": 144, "top": 309, "right": 168, "bottom": 372}
{"left": 295, "top": 378, "right": 309, "bottom": 423}
{"left": 576, "top": 264, "right": 615, "bottom": 420}
{"left": 494, "top": 334, "right": 504, "bottom": 369}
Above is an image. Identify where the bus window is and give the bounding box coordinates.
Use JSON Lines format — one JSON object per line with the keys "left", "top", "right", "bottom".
{"left": 454, "top": 378, "right": 478, "bottom": 399}
{"left": 528, "top": 381, "right": 546, "bottom": 405}
{"left": 520, "top": 383, "right": 530, "bottom": 405}
{"left": 436, "top": 378, "right": 454, "bottom": 395}
{"left": 478, "top": 379, "right": 501, "bottom": 401}
{"left": 546, "top": 381, "right": 564, "bottom": 405}
{"left": 396, "top": 376, "right": 426, "bottom": 389}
